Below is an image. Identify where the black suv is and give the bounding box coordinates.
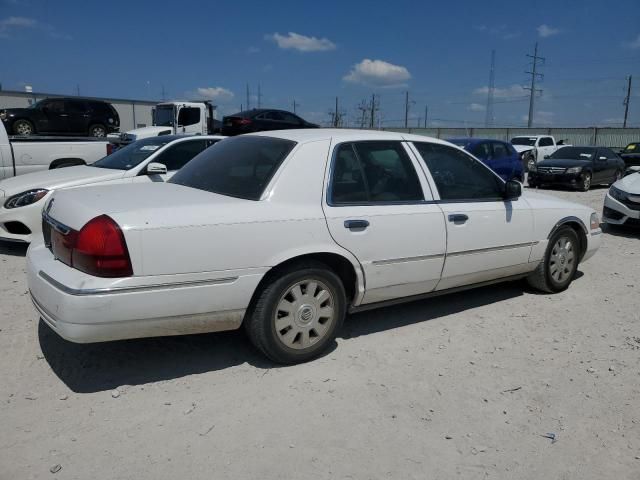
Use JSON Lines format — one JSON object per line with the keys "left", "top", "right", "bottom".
{"left": 0, "top": 98, "right": 120, "bottom": 137}
{"left": 222, "top": 109, "right": 318, "bottom": 136}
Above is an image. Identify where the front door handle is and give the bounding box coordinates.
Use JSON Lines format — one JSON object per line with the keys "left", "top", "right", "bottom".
{"left": 344, "top": 219, "right": 369, "bottom": 230}
{"left": 448, "top": 214, "right": 468, "bottom": 223}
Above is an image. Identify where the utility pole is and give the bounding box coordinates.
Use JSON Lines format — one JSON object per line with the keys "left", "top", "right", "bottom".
{"left": 257, "top": 84, "right": 262, "bottom": 108}
{"left": 485, "top": 49, "right": 496, "bottom": 127}
{"left": 424, "top": 105, "right": 428, "bottom": 128}
{"left": 76, "top": 84, "right": 80, "bottom": 96}
{"left": 292, "top": 99, "right": 299, "bottom": 114}
{"left": 246, "top": 84, "right": 250, "bottom": 110}
{"left": 369, "top": 94, "right": 377, "bottom": 129}
{"left": 404, "top": 91, "right": 409, "bottom": 128}
{"left": 357, "top": 99, "right": 368, "bottom": 129}
{"left": 623, "top": 75, "right": 632, "bottom": 128}
{"left": 334, "top": 97, "right": 339, "bottom": 127}
{"left": 524, "top": 42, "right": 544, "bottom": 128}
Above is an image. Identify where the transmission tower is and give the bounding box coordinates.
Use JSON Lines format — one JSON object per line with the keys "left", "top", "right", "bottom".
{"left": 485, "top": 50, "right": 495, "bottom": 127}
{"left": 524, "top": 43, "right": 544, "bottom": 127}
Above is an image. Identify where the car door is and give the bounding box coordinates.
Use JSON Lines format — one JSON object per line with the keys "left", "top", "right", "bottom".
{"left": 411, "top": 141, "right": 534, "bottom": 291}
{"left": 322, "top": 140, "right": 447, "bottom": 304}
{"left": 591, "top": 149, "right": 610, "bottom": 183}
{"left": 176, "top": 106, "right": 202, "bottom": 135}
{"left": 537, "top": 137, "right": 555, "bottom": 159}
{"left": 65, "top": 100, "right": 90, "bottom": 134}
{"left": 602, "top": 148, "right": 622, "bottom": 181}
{"left": 38, "top": 99, "right": 68, "bottom": 133}
{"left": 131, "top": 139, "right": 214, "bottom": 183}
{"left": 489, "top": 141, "right": 514, "bottom": 180}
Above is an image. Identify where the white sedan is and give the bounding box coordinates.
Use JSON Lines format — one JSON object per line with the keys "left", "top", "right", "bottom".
{"left": 0, "top": 134, "right": 224, "bottom": 243}
{"left": 27, "top": 130, "right": 601, "bottom": 364}
{"left": 603, "top": 172, "right": 640, "bottom": 227}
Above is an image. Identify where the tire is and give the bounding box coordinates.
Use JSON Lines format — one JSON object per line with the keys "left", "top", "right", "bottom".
{"left": 527, "top": 226, "right": 580, "bottom": 293}
{"left": 579, "top": 172, "right": 592, "bottom": 191}
{"left": 13, "top": 119, "right": 34, "bottom": 136}
{"left": 89, "top": 124, "right": 107, "bottom": 137}
{"left": 523, "top": 153, "right": 535, "bottom": 173}
{"left": 244, "top": 261, "right": 346, "bottom": 364}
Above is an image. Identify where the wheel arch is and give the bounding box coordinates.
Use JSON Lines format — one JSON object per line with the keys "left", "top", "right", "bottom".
{"left": 49, "top": 158, "right": 86, "bottom": 169}
{"left": 250, "top": 250, "right": 365, "bottom": 311}
{"left": 548, "top": 216, "right": 588, "bottom": 261}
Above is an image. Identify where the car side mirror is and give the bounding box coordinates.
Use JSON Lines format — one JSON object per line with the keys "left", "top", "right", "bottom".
{"left": 146, "top": 162, "right": 167, "bottom": 175}
{"left": 504, "top": 179, "right": 522, "bottom": 200}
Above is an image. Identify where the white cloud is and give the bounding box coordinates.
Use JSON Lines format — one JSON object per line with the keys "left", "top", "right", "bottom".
{"left": 624, "top": 33, "right": 640, "bottom": 49}
{"left": 343, "top": 59, "right": 411, "bottom": 87}
{"left": 473, "top": 84, "right": 527, "bottom": 99}
{"left": 0, "top": 16, "right": 70, "bottom": 39}
{"left": 468, "top": 103, "right": 486, "bottom": 112}
{"left": 267, "top": 32, "right": 336, "bottom": 52}
{"left": 537, "top": 24, "right": 560, "bottom": 38}
{"left": 195, "top": 87, "right": 234, "bottom": 102}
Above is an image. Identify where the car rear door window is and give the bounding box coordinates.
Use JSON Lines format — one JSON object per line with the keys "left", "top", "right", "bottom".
{"left": 491, "top": 142, "right": 509, "bottom": 159}
{"left": 413, "top": 142, "right": 504, "bottom": 201}
{"left": 153, "top": 140, "right": 208, "bottom": 171}
{"left": 330, "top": 141, "right": 423, "bottom": 204}
{"left": 539, "top": 137, "right": 554, "bottom": 147}
{"left": 471, "top": 142, "right": 491, "bottom": 159}
{"left": 65, "top": 100, "right": 87, "bottom": 113}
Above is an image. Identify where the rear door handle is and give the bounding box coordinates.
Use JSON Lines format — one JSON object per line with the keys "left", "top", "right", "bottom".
{"left": 448, "top": 214, "right": 468, "bottom": 223}
{"left": 344, "top": 219, "right": 369, "bottom": 230}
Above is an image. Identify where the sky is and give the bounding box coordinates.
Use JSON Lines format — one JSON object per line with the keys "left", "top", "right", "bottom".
{"left": 1, "top": 0, "right": 639, "bottom": 128}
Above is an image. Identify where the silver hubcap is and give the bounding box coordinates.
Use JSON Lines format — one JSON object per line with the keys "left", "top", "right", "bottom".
{"left": 583, "top": 174, "right": 591, "bottom": 189}
{"left": 274, "top": 279, "right": 334, "bottom": 350}
{"left": 549, "top": 236, "right": 575, "bottom": 283}
{"left": 92, "top": 126, "right": 106, "bottom": 137}
{"left": 16, "top": 122, "right": 31, "bottom": 135}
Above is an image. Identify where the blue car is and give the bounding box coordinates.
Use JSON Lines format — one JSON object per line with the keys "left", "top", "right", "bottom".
{"left": 447, "top": 138, "right": 524, "bottom": 182}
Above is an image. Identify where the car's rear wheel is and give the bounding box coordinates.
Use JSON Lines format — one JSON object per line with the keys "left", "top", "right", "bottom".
{"left": 13, "top": 119, "right": 34, "bottom": 136}
{"left": 580, "top": 172, "right": 592, "bottom": 191}
{"left": 245, "top": 261, "right": 346, "bottom": 364}
{"left": 527, "top": 226, "right": 580, "bottom": 293}
{"left": 524, "top": 153, "right": 535, "bottom": 172}
{"left": 89, "top": 124, "right": 107, "bottom": 137}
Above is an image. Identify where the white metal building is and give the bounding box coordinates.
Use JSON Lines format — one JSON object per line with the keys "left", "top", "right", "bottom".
{"left": 0, "top": 89, "right": 159, "bottom": 132}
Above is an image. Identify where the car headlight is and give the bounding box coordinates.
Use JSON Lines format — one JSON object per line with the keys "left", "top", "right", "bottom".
{"left": 566, "top": 166, "right": 582, "bottom": 174}
{"left": 590, "top": 212, "right": 600, "bottom": 230}
{"left": 608, "top": 185, "right": 628, "bottom": 202}
{"left": 3, "top": 189, "right": 49, "bottom": 209}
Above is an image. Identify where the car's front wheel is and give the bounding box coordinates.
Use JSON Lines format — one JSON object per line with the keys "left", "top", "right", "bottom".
{"left": 527, "top": 226, "right": 580, "bottom": 293}
{"left": 13, "top": 119, "right": 34, "bottom": 135}
{"left": 245, "top": 261, "right": 346, "bottom": 364}
{"left": 580, "top": 172, "right": 592, "bottom": 191}
{"left": 89, "top": 124, "right": 107, "bottom": 137}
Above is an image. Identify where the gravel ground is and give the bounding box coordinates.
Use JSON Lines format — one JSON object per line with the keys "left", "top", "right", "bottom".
{"left": 0, "top": 186, "right": 638, "bottom": 480}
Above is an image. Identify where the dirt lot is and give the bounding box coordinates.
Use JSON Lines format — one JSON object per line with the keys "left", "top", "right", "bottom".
{"left": 0, "top": 186, "right": 638, "bottom": 480}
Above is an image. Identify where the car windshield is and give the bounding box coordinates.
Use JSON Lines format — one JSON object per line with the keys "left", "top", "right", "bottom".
{"left": 154, "top": 106, "right": 174, "bottom": 126}
{"left": 511, "top": 137, "right": 536, "bottom": 146}
{"left": 92, "top": 137, "right": 173, "bottom": 170}
{"left": 549, "top": 147, "right": 595, "bottom": 161}
{"left": 623, "top": 143, "right": 640, "bottom": 153}
{"left": 169, "top": 136, "right": 296, "bottom": 200}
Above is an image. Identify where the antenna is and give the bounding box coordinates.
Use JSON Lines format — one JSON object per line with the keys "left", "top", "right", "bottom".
{"left": 485, "top": 50, "right": 495, "bottom": 127}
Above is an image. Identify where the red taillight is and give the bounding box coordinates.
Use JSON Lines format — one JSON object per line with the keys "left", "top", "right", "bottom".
{"left": 106, "top": 143, "right": 115, "bottom": 155}
{"left": 232, "top": 117, "right": 252, "bottom": 126}
{"left": 51, "top": 215, "right": 133, "bottom": 278}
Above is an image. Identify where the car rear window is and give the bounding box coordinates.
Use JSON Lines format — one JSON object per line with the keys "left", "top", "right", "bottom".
{"left": 169, "top": 136, "right": 296, "bottom": 200}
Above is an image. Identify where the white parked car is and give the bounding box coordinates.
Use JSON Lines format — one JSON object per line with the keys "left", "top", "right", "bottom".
{"left": 511, "top": 135, "right": 570, "bottom": 171}
{"left": 27, "top": 130, "right": 601, "bottom": 364}
{"left": 0, "top": 134, "right": 223, "bottom": 243}
{"left": 603, "top": 172, "right": 640, "bottom": 227}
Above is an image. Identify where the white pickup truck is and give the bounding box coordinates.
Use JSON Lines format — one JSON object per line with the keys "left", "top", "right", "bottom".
{"left": 510, "top": 135, "right": 570, "bottom": 171}
{"left": 0, "top": 121, "right": 110, "bottom": 179}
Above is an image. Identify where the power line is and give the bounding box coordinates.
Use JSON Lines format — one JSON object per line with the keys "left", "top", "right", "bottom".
{"left": 485, "top": 50, "right": 496, "bottom": 127}
{"left": 623, "top": 75, "right": 633, "bottom": 128}
{"left": 524, "top": 42, "right": 544, "bottom": 128}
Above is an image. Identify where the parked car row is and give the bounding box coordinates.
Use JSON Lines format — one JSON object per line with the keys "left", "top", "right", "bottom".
{"left": 5, "top": 128, "right": 601, "bottom": 364}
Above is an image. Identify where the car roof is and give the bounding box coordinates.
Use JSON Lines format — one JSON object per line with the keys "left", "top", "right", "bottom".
{"left": 247, "top": 128, "right": 453, "bottom": 146}
{"left": 134, "top": 134, "right": 226, "bottom": 144}
{"left": 448, "top": 138, "right": 505, "bottom": 143}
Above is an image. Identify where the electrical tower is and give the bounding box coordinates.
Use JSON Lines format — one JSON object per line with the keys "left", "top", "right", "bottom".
{"left": 292, "top": 99, "right": 299, "bottom": 114}
{"left": 485, "top": 50, "right": 495, "bottom": 127}
{"left": 369, "top": 94, "right": 379, "bottom": 129}
{"left": 524, "top": 42, "right": 544, "bottom": 128}
{"left": 257, "top": 84, "right": 262, "bottom": 108}
{"left": 623, "top": 75, "right": 633, "bottom": 128}
{"left": 357, "top": 99, "right": 369, "bottom": 128}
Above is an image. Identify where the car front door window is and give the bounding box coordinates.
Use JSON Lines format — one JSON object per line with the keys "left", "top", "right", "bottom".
{"left": 151, "top": 140, "right": 208, "bottom": 172}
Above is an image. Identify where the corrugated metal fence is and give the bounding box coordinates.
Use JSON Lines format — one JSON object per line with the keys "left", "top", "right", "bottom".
{"left": 383, "top": 127, "right": 640, "bottom": 148}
